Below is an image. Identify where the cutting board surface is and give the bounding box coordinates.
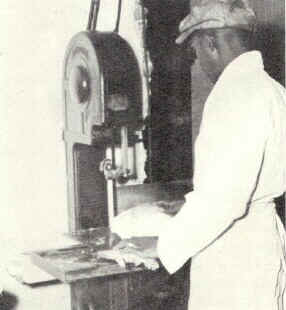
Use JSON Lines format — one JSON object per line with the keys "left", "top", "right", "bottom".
{"left": 31, "top": 232, "right": 157, "bottom": 283}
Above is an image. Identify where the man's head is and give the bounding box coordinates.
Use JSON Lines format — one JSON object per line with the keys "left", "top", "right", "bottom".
{"left": 176, "top": 0, "right": 256, "bottom": 83}
{"left": 190, "top": 27, "right": 254, "bottom": 82}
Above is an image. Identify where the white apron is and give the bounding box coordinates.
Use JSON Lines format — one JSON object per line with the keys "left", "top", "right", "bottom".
{"left": 158, "top": 51, "right": 286, "bottom": 309}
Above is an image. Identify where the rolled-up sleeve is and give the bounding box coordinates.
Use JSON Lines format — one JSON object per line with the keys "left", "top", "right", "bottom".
{"left": 158, "top": 90, "right": 270, "bottom": 274}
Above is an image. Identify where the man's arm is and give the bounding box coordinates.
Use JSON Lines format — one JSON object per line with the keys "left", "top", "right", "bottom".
{"left": 157, "top": 95, "right": 270, "bottom": 274}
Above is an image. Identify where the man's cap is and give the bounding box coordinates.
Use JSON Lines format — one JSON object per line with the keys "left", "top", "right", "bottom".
{"left": 176, "top": 0, "right": 256, "bottom": 44}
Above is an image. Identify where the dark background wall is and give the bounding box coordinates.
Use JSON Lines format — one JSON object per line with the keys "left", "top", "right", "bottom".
{"left": 142, "top": 0, "right": 193, "bottom": 183}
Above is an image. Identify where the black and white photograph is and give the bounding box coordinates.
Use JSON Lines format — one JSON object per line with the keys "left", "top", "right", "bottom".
{"left": 0, "top": 0, "right": 285, "bottom": 309}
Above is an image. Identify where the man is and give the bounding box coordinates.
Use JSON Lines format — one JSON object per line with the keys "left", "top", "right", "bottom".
{"left": 157, "top": 0, "right": 286, "bottom": 309}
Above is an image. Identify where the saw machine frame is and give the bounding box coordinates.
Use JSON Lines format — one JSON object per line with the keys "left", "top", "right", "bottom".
{"left": 63, "top": 14, "right": 143, "bottom": 232}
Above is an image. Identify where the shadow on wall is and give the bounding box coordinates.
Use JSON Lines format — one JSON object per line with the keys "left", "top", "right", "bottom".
{"left": 255, "top": 24, "right": 285, "bottom": 86}
{"left": 0, "top": 291, "right": 18, "bottom": 310}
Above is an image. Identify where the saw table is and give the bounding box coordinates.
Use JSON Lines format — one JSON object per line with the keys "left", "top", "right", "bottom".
{"left": 31, "top": 227, "right": 188, "bottom": 310}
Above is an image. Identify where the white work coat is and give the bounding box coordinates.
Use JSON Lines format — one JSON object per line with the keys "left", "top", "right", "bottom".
{"left": 158, "top": 51, "right": 286, "bottom": 310}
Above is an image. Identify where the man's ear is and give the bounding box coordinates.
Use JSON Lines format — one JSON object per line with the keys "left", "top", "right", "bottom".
{"left": 205, "top": 34, "right": 216, "bottom": 53}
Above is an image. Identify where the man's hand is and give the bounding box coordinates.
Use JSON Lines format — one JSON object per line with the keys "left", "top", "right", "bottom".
{"left": 97, "top": 237, "right": 159, "bottom": 270}
{"left": 97, "top": 249, "right": 159, "bottom": 270}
